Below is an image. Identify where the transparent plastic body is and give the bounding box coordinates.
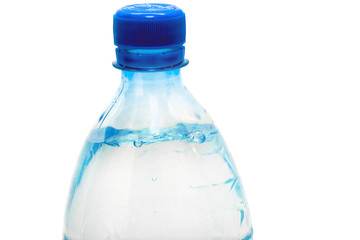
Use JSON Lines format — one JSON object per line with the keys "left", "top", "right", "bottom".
{"left": 64, "top": 69, "right": 253, "bottom": 240}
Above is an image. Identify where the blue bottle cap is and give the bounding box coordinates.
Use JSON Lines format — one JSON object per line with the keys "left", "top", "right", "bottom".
{"left": 113, "top": 4, "right": 186, "bottom": 49}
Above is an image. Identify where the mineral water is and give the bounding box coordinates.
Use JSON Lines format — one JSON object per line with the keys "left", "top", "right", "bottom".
{"left": 64, "top": 4, "right": 253, "bottom": 240}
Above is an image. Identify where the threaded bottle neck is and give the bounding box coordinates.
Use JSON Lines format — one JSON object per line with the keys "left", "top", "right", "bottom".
{"left": 113, "top": 47, "right": 188, "bottom": 71}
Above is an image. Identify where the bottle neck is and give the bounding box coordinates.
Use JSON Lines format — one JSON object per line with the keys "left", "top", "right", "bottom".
{"left": 113, "top": 47, "right": 189, "bottom": 71}
{"left": 121, "top": 69, "right": 183, "bottom": 92}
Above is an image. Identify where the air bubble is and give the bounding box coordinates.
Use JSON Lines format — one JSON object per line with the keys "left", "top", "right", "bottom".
{"left": 133, "top": 140, "right": 143, "bottom": 148}
{"left": 188, "top": 131, "right": 206, "bottom": 144}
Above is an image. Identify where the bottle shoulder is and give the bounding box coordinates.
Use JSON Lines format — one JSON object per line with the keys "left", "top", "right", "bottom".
{"left": 96, "top": 81, "right": 213, "bottom": 131}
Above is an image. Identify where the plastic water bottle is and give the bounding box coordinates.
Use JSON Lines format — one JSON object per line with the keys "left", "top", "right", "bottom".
{"left": 64, "top": 4, "right": 253, "bottom": 240}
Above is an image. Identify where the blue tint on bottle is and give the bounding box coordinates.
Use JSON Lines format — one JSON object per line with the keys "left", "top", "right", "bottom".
{"left": 64, "top": 3, "right": 252, "bottom": 240}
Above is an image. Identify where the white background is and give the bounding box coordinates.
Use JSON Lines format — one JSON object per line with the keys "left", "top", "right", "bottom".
{"left": 0, "top": 0, "right": 359, "bottom": 239}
